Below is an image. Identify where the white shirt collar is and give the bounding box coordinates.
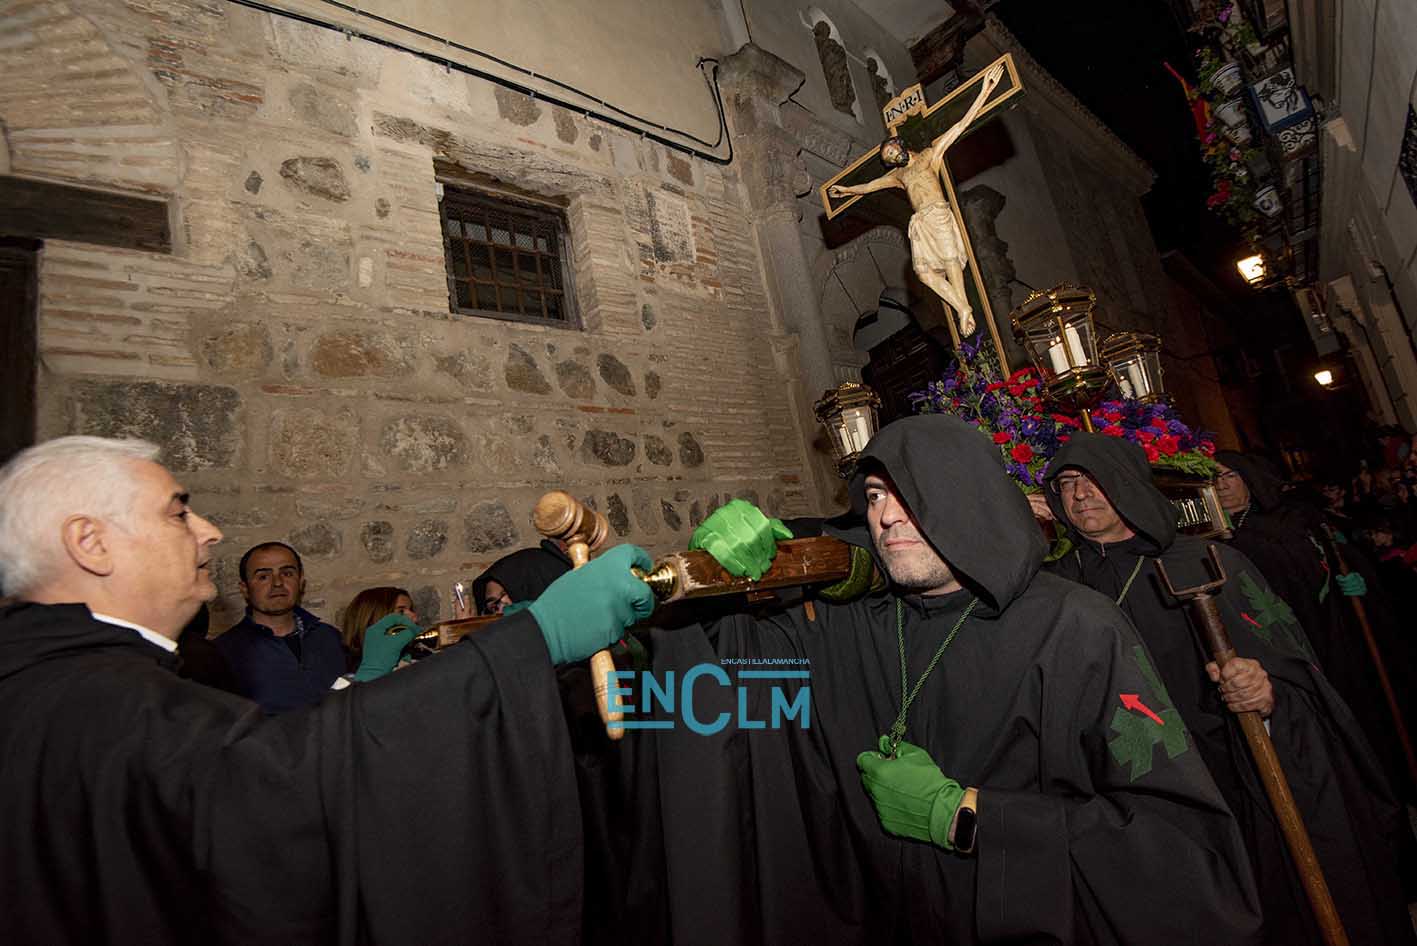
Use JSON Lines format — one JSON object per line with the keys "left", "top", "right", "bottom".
{"left": 90, "top": 611, "right": 179, "bottom": 653}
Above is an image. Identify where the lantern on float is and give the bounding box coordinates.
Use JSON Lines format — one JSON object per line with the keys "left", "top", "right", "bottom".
{"left": 814, "top": 382, "right": 881, "bottom": 478}
{"left": 1100, "top": 332, "right": 1168, "bottom": 403}
{"left": 1010, "top": 284, "right": 1111, "bottom": 429}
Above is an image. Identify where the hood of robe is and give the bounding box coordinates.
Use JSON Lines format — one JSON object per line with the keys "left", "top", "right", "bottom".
{"left": 471, "top": 539, "right": 572, "bottom": 613}
{"left": 824, "top": 414, "right": 1044, "bottom": 615}
{"left": 1044, "top": 432, "right": 1177, "bottom": 552}
{"left": 0, "top": 601, "right": 177, "bottom": 682}
{"left": 1214, "top": 450, "right": 1285, "bottom": 512}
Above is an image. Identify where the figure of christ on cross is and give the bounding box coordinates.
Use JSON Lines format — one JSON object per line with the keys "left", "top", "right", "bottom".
{"left": 828, "top": 61, "right": 1006, "bottom": 339}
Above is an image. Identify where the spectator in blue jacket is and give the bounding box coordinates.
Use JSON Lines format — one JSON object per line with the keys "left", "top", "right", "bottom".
{"left": 215, "top": 542, "right": 346, "bottom": 713}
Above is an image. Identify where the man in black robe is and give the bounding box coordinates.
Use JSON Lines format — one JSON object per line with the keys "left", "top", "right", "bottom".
{"left": 1216, "top": 450, "right": 1417, "bottom": 801}
{"left": 622, "top": 415, "right": 1262, "bottom": 945}
{"left": 0, "top": 435, "right": 654, "bottom": 945}
{"left": 1041, "top": 432, "right": 1414, "bottom": 946}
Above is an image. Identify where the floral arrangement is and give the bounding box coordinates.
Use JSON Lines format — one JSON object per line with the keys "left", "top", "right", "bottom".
{"left": 1089, "top": 399, "right": 1220, "bottom": 477}
{"left": 910, "top": 337, "right": 1081, "bottom": 493}
{"left": 910, "top": 339, "right": 1220, "bottom": 490}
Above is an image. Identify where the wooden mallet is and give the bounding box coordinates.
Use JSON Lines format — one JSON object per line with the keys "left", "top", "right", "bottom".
{"left": 531, "top": 491, "right": 625, "bottom": 738}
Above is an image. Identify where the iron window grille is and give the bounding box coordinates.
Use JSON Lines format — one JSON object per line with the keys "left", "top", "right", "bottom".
{"left": 439, "top": 186, "right": 578, "bottom": 328}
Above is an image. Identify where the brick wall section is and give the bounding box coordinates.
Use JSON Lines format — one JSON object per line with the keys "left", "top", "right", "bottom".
{"left": 11, "top": 0, "right": 817, "bottom": 627}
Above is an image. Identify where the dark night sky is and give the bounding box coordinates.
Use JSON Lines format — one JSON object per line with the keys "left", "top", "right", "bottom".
{"left": 992, "top": 0, "right": 1251, "bottom": 293}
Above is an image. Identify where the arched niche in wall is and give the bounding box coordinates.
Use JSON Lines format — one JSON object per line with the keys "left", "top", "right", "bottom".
{"left": 805, "top": 9, "right": 862, "bottom": 123}
{"left": 813, "top": 226, "right": 913, "bottom": 380}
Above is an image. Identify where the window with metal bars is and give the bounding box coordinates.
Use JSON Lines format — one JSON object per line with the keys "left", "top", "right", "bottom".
{"left": 439, "top": 186, "right": 578, "bottom": 327}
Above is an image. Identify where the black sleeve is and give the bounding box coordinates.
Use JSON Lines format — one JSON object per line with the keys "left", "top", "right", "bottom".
{"left": 199, "top": 611, "right": 583, "bottom": 946}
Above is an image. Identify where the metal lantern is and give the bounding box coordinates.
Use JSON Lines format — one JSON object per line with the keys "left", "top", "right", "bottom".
{"left": 1009, "top": 284, "right": 1111, "bottom": 424}
{"left": 1100, "top": 332, "right": 1168, "bottom": 403}
{"left": 814, "top": 382, "right": 882, "bottom": 478}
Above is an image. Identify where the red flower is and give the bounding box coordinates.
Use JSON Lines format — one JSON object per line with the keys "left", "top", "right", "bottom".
{"left": 1008, "top": 367, "right": 1034, "bottom": 383}
{"left": 1158, "top": 434, "right": 1180, "bottom": 456}
{"left": 1101, "top": 410, "right": 1123, "bottom": 423}
{"left": 1199, "top": 441, "right": 1216, "bottom": 456}
{"left": 985, "top": 382, "right": 1005, "bottom": 392}
{"left": 1059, "top": 434, "right": 1071, "bottom": 443}
{"left": 1007, "top": 384, "right": 1025, "bottom": 397}
{"left": 1150, "top": 421, "right": 1169, "bottom": 434}
{"left": 1144, "top": 443, "right": 1161, "bottom": 463}
{"left": 1010, "top": 443, "right": 1034, "bottom": 463}
{"left": 992, "top": 431, "right": 1011, "bottom": 444}
{"left": 1051, "top": 413, "right": 1081, "bottom": 428}
{"left": 1137, "top": 430, "right": 1155, "bottom": 443}
{"left": 1101, "top": 425, "right": 1125, "bottom": 437}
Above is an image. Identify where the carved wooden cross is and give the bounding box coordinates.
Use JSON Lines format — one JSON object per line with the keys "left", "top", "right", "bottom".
{"left": 820, "top": 53, "right": 1022, "bottom": 367}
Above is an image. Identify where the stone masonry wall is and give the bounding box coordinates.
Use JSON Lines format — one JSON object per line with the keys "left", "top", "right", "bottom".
{"left": 9, "top": 0, "right": 816, "bottom": 627}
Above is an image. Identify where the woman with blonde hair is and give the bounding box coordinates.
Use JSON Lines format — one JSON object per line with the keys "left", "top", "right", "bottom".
{"left": 340, "top": 586, "right": 420, "bottom": 682}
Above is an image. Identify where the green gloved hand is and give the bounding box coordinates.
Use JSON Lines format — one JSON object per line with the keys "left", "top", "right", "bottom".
{"left": 528, "top": 544, "right": 656, "bottom": 665}
{"left": 353, "top": 613, "right": 422, "bottom": 682}
{"left": 501, "top": 600, "right": 532, "bottom": 616}
{"left": 856, "top": 738, "right": 965, "bottom": 850}
{"left": 1336, "top": 572, "right": 1367, "bottom": 597}
{"left": 689, "top": 499, "right": 793, "bottom": 580}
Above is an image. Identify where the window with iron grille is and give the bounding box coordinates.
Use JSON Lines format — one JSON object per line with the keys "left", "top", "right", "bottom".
{"left": 439, "top": 186, "right": 578, "bottom": 327}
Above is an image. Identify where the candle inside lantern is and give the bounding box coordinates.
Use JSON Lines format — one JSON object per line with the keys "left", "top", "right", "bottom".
{"left": 1127, "top": 361, "right": 1148, "bottom": 399}
{"left": 1046, "top": 324, "right": 1085, "bottom": 376}
{"left": 842, "top": 406, "right": 873, "bottom": 453}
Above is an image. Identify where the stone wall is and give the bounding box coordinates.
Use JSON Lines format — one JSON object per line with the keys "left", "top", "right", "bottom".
{"left": 7, "top": 0, "right": 816, "bottom": 627}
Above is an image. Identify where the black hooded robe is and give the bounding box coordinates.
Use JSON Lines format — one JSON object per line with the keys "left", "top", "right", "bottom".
{"left": 0, "top": 602, "right": 582, "bottom": 946}
{"left": 1216, "top": 450, "right": 1417, "bottom": 802}
{"left": 625, "top": 415, "right": 1262, "bottom": 945}
{"left": 1045, "top": 434, "right": 1415, "bottom": 946}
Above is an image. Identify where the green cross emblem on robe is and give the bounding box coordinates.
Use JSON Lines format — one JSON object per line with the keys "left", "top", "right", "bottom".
{"left": 1108, "top": 645, "right": 1190, "bottom": 782}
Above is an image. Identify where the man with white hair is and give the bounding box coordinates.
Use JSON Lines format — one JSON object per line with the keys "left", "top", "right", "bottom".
{"left": 0, "top": 435, "right": 653, "bottom": 945}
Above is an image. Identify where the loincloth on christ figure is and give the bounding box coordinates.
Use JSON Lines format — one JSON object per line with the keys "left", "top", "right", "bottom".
{"left": 907, "top": 200, "right": 967, "bottom": 272}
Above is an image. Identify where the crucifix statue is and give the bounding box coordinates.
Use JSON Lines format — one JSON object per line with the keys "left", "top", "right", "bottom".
{"left": 821, "top": 55, "right": 1022, "bottom": 363}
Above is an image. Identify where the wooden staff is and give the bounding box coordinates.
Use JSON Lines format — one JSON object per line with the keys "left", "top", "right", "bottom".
{"left": 1155, "top": 546, "right": 1349, "bottom": 946}
{"left": 1321, "top": 524, "right": 1417, "bottom": 787}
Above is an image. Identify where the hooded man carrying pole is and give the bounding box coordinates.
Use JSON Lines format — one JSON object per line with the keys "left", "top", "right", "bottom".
{"left": 1215, "top": 450, "right": 1417, "bottom": 800}
{"left": 621, "top": 415, "right": 1262, "bottom": 945}
{"left": 1039, "top": 432, "right": 1414, "bottom": 946}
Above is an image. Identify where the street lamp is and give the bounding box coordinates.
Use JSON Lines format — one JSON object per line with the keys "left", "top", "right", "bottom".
{"left": 1236, "top": 253, "right": 1266, "bottom": 286}
{"left": 1100, "top": 332, "right": 1168, "bottom": 403}
{"left": 814, "top": 382, "right": 882, "bottom": 478}
{"left": 1010, "top": 284, "right": 1111, "bottom": 430}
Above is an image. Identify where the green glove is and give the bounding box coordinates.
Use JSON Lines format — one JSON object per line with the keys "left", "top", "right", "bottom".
{"left": 689, "top": 499, "right": 792, "bottom": 580}
{"left": 1336, "top": 572, "right": 1367, "bottom": 597}
{"left": 353, "top": 613, "right": 421, "bottom": 682}
{"left": 528, "top": 544, "right": 656, "bottom": 665}
{"left": 856, "top": 738, "right": 964, "bottom": 850}
{"left": 501, "top": 600, "right": 532, "bottom": 616}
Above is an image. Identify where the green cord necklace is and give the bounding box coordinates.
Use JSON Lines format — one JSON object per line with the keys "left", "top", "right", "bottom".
{"left": 1115, "top": 555, "right": 1146, "bottom": 606}
{"left": 882, "top": 595, "right": 979, "bottom": 757}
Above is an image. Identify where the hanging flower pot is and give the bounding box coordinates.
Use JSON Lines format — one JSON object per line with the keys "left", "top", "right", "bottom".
{"left": 1253, "top": 184, "right": 1283, "bottom": 217}
{"left": 1225, "top": 122, "right": 1252, "bottom": 145}
{"left": 1211, "top": 62, "right": 1244, "bottom": 96}
{"left": 1214, "top": 98, "right": 1247, "bottom": 128}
